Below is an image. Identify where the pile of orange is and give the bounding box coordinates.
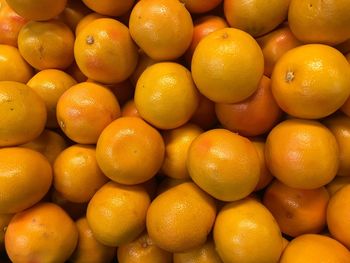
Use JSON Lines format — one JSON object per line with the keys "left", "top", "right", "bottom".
{"left": 0, "top": 0, "right": 350, "bottom": 262}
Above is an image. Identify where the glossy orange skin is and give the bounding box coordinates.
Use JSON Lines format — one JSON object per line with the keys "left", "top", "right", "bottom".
{"left": 82, "top": 0, "right": 135, "bottom": 16}
{"left": 182, "top": 0, "right": 222, "bottom": 14}
{"left": 121, "top": 100, "right": 140, "bottom": 118}
{"left": 190, "top": 94, "right": 217, "bottom": 130}
{"left": 216, "top": 75, "right": 282, "bottom": 137}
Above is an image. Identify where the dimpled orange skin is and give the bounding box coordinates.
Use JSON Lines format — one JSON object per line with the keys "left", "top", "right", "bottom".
{"left": 74, "top": 18, "right": 138, "bottom": 84}
{"left": 146, "top": 182, "right": 216, "bottom": 253}
{"left": 191, "top": 27, "right": 264, "bottom": 104}
{"left": 129, "top": 0, "right": 193, "bottom": 61}
{"left": 5, "top": 202, "right": 78, "bottom": 263}
{"left": 96, "top": 117, "right": 165, "bottom": 185}
{"left": 82, "top": 0, "right": 134, "bottom": 16}
{"left": 0, "top": 148, "right": 52, "bottom": 214}
{"left": 279, "top": 234, "right": 350, "bottom": 263}
{"left": 271, "top": 44, "right": 350, "bottom": 119}
{"left": 187, "top": 129, "right": 260, "bottom": 201}
{"left": 0, "top": 81, "right": 46, "bottom": 147}
{"left": 56, "top": 82, "right": 121, "bottom": 144}
{"left": 265, "top": 119, "right": 339, "bottom": 190}
{"left": 87, "top": 182, "right": 151, "bottom": 247}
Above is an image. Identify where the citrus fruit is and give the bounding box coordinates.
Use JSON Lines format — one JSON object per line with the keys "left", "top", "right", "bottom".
{"left": 181, "top": 0, "right": 222, "bottom": 14}
{"left": 75, "top": 12, "right": 107, "bottom": 36}
{"left": 58, "top": 0, "right": 91, "bottom": 31}
{"left": 121, "top": 100, "right": 140, "bottom": 118}
{"left": 82, "top": 0, "right": 135, "bottom": 16}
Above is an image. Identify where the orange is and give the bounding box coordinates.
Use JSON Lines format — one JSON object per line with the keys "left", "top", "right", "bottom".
{"left": 256, "top": 25, "right": 302, "bottom": 77}
{"left": 0, "top": 213, "right": 13, "bottom": 251}
{"left": 0, "top": 0, "right": 27, "bottom": 47}
{"left": 70, "top": 217, "right": 115, "bottom": 263}
{"left": 0, "top": 45, "right": 33, "bottom": 83}
{"left": 181, "top": 0, "right": 222, "bottom": 14}
{"left": 129, "top": 0, "right": 193, "bottom": 61}
{"left": 288, "top": 0, "right": 350, "bottom": 45}
{"left": 117, "top": 232, "right": 172, "bottom": 263}
{"left": 87, "top": 182, "right": 150, "bottom": 246}
{"left": 82, "top": 0, "right": 134, "bottom": 16}
{"left": 224, "top": 0, "right": 290, "bottom": 37}
{"left": 0, "top": 81, "right": 46, "bottom": 147}
{"left": 56, "top": 81, "right": 121, "bottom": 144}
{"left": 323, "top": 114, "right": 350, "bottom": 176}
{"left": 187, "top": 129, "right": 260, "bottom": 201}
{"left": 214, "top": 198, "right": 283, "bottom": 263}
{"left": 271, "top": 44, "right": 350, "bottom": 119}
{"left": 18, "top": 20, "right": 74, "bottom": 70}
{"left": 75, "top": 12, "right": 107, "bottom": 36}
{"left": 191, "top": 27, "right": 264, "bottom": 103}
{"left": 54, "top": 144, "right": 109, "bottom": 203}
{"left": 185, "top": 15, "right": 228, "bottom": 65}
{"left": 0, "top": 147, "right": 52, "bottom": 214}
{"left": 265, "top": 119, "right": 339, "bottom": 189}
{"left": 129, "top": 50, "right": 156, "bottom": 87}
{"left": 190, "top": 94, "right": 217, "bottom": 130}
{"left": 215, "top": 75, "right": 282, "bottom": 137}
{"left": 27, "top": 69, "right": 77, "bottom": 128}
{"left": 326, "top": 176, "right": 350, "bottom": 196}
{"left": 173, "top": 239, "right": 223, "bottom": 263}
{"left": 263, "top": 180, "right": 329, "bottom": 237}
{"left": 74, "top": 18, "right": 138, "bottom": 84}
{"left": 121, "top": 100, "right": 140, "bottom": 118}
{"left": 20, "top": 129, "right": 67, "bottom": 164}
{"left": 252, "top": 139, "right": 274, "bottom": 191}
{"left": 51, "top": 190, "right": 87, "bottom": 221}
{"left": 279, "top": 234, "right": 350, "bottom": 263}
{"left": 5, "top": 0, "right": 67, "bottom": 21}
{"left": 58, "top": 0, "right": 91, "bottom": 32}
{"left": 146, "top": 182, "right": 216, "bottom": 252}
{"left": 161, "top": 123, "right": 203, "bottom": 179}
{"left": 96, "top": 117, "right": 164, "bottom": 185}
{"left": 327, "top": 184, "right": 350, "bottom": 249}
{"left": 5, "top": 202, "right": 78, "bottom": 263}
{"left": 156, "top": 177, "right": 190, "bottom": 195}
{"left": 135, "top": 62, "right": 199, "bottom": 129}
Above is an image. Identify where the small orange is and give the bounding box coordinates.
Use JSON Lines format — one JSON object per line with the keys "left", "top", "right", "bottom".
{"left": 121, "top": 100, "right": 140, "bottom": 118}
{"left": 82, "top": 0, "right": 134, "bottom": 16}
{"left": 135, "top": 62, "right": 199, "bottom": 130}
{"left": 129, "top": 50, "right": 156, "bottom": 87}
{"left": 326, "top": 176, "right": 350, "bottom": 196}
{"left": 51, "top": 190, "right": 87, "bottom": 221}
{"left": 58, "top": 0, "right": 91, "bottom": 32}
{"left": 161, "top": 123, "right": 203, "bottom": 179}
{"left": 0, "top": 0, "right": 28, "bottom": 47}
{"left": 146, "top": 182, "right": 216, "bottom": 252}
{"left": 271, "top": 44, "right": 350, "bottom": 119}
{"left": 190, "top": 94, "right": 217, "bottom": 130}
{"left": 27, "top": 69, "right": 77, "bottom": 128}
{"left": 74, "top": 18, "right": 138, "bottom": 84}
{"left": 215, "top": 75, "right": 283, "bottom": 137}
{"left": 182, "top": 0, "right": 222, "bottom": 14}
{"left": 0, "top": 81, "right": 46, "bottom": 147}
{"left": 129, "top": 0, "right": 193, "bottom": 61}
{"left": 75, "top": 12, "right": 107, "bottom": 36}
{"left": 5, "top": 202, "right": 78, "bottom": 263}
{"left": 5, "top": 0, "right": 67, "bottom": 21}
{"left": 187, "top": 129, "right": 260, "bottom": 201}
{"left": 117, "top": 232, "right": 172, "bottom": 263}
{"left": 70, "top": 217, "right": 116, "bottom": 263}
{"left": 96, "top": 117, "right": 164, "bottom": 185}
{"left": 0, "top": 213, "right": 13, "bottom": 251}
{"left": 224, "top": 0, "right": 290, "bottom": 37}
{"left": 263, "top": 180, "right": 329, "bottom": 237}
{"left": 56, "top": 81, "right": 121, "bottom": 144}
{"left": 0, "top": 45, "right": 33, "bottom": 83}
{"left": 87, "top": 182, "right": 151, "bottom": 246}
{"left": 265, "top": 119, "right": 339, "bottom": 189}
{"left": 279, "top": 234, "right": 350, "bottom": 263}
{"left": 191, "top": 27, "right": 264, "bottom": 103}
{"left": 54, "top": 144, "right": 109, "bottom": 203}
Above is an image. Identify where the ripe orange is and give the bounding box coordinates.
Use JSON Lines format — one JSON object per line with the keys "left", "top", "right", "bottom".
{"left": 96, "top": 117, "right": 164, "bottom": 185}
{"left": 129, "top": 0, "right": 193, "bottom": 61}
{"left": 187, "top": 129, "right": 260, "bottom": 201}
{"left": 326, "top": 176, "right": 350, "bottom": 196}
{"left": 279, "top": 234, "right": 350, "bottom": 263}
{"left": 75, "top": 12, "right": 107, "bottom": 36}
{"left": 288, "top": 0, "right": 350, "bottom": 45}
{"left": 135, "top": 62, "right": 199, "bottom": 129}
{"left": 121, "top": 100, "right": 140, "bottom": 118}
{"left": 224, "top": 0, "right": 290, "bottom": 37}
{"left": 5, "top": 202, "right": 78, "bottom": 263}
{"left": 58, "top": 0, "right": 91, "bottom": 32}
{"left": 263, "top": 180, "right": 329, "bottom": 237}
{"left": 87, "top": 182, "right": 151, "bottom": 247}
{"left": 56, "top": 81, "right": 121, "bottom": 144}
{"left": 191, "top": 27, "right": 264, "bottom": 103}
{"left": 190, "top": 94, "right": 217, "bottom": 130}
{"left": 18, "top": 20, "right": 75, "bottom": 70}
{"left": 214, "top": 198, "right": 283, "bottom": 263}
{"left": 117, "top": 232, "right": 172, "bottom": 263}
{"left": 146, "top": 182, "right": 216, "bottom": 252}
{"left": 265, "top": 119, "right": 339, "bottom": 189}
{"left": 75, "top": 18, "right": 138, "bottom": 84}
{"left": 271, "top": 44, "right": 350, "bottom": 119}
{"left": 215, "top": 75, "right": 282, "bottom": 137}
{"left": 27, "top": 69, "right": 77, "bottom": 128}
{"left": 0, "top": 81, "right": 46, "bottom": 147}
{"left": 182, "top": 0, "right": 222, "bottom": 14}
{"left": 82, "top": 0, "right": 134, "bottom": 16}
